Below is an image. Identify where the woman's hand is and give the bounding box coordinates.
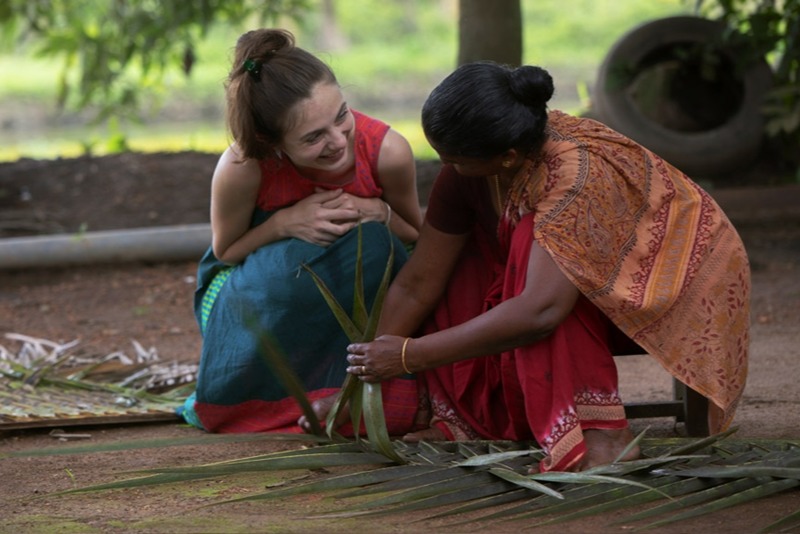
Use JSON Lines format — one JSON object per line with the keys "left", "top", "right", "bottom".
{"left": 281, "top": 188, "right": 360, "bottom": 245}
{"left": 318, "top": 187, "right": 388, "bottom": 225}
{"left": 346, "top": 335, "right": 410, "bottom": 383}
{"left": 281, "top": 189, "right": 389, "bottom": 246}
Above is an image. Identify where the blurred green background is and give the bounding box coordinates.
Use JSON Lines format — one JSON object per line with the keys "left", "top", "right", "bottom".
{"left": 0, "top": 0, "right": 690, "bottom": 162}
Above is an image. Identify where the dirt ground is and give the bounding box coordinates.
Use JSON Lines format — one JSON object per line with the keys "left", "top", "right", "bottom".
{"left": 0, "top": 151, "right": 799, "bottom": 533}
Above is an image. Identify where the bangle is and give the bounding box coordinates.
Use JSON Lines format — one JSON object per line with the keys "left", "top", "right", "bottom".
{"left": 384, "top": 201, "right": 392, "bottom": 227}
{"left": 401, "top": 337, "right": 412, "bottom": 374}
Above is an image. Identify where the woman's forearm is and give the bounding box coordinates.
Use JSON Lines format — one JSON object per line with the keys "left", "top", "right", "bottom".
{"left": 214, "top": 209, "right": 288, "bottom": 264}
{"left": 376, "top": 275, "right": 440, "bottom": 338}
{"left": 387, "top": 211, "right": 420, "bottom": 244}
{"left": 401, "top": 295, "right": 563, "bottom": 373}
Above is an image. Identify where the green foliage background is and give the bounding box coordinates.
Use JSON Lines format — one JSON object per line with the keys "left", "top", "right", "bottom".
{"left": 0, "top": 0, "right": 690, "bottom": 161}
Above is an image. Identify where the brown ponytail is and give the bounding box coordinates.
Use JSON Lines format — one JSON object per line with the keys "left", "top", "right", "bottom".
{"left": 225, "top": 29, "right": 337, "bottom": 160}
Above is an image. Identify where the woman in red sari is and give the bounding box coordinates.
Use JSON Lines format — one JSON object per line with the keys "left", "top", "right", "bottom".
{"left": 344, "top": 62, "right": 750, "bottom": 472}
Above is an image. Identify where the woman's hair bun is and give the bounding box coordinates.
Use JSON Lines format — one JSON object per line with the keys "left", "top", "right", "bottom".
{"left": 508, "top": 65, "right": 554, "bottom": 106}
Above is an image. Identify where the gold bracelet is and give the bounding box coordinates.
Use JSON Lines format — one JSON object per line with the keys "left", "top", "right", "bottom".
{"left": 401, "top": 337, "right": 412, "bottom": 374}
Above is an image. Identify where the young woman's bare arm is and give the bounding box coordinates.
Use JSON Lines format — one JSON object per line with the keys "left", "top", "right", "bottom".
{"left": 211, "top": 146, "right": 362, "bottom": 264}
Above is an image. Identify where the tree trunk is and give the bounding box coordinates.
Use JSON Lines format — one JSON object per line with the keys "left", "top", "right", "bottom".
{"left": 457, "top": 0, "right": 522, "bottom": 66}
{"left": 317, "top": 0, "right": 349, "bottom": 51}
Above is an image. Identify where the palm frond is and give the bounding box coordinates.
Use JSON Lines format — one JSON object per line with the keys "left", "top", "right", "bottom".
{"left": 57, "top": 433, "right": 800, "bottom": 531}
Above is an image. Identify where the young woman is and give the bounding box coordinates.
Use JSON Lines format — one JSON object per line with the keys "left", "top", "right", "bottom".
{"left": 344, "top": 61, "right": 750, "bottom": 472}
{"left": 179, "top": 29, "right": 423, "bottom": 435}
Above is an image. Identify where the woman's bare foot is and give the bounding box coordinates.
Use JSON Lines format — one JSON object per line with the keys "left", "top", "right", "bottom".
{"left": 402, "top": 426, "right": 447, "bottom": 443}
{"left": 575, "top": 427, "right": 640, "bottom": 471}
{"left": 297, "top": 393, "right": 348, "bottom": 433}
{"left": 529, "top": 427, "right": 640, "bottom": 473}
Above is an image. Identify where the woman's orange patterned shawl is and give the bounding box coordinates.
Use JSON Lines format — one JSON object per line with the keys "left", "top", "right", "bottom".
{"left": 507, "top": 111, "right": 750, "bottom": 431}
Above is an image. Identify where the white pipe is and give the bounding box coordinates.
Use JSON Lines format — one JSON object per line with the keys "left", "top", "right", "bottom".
{"left": 0, "top": 185, "right": 797, "bottom": 271}
{"left": 0, "top": 224, "right": 211, "bottom": 270}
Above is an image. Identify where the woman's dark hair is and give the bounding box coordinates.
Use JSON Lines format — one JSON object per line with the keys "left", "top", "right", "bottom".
{"left": 421, "top": 61, "right": 554, "bottom": 159}
{"left": 226, "top": 29, "right": 337, "bottom": 160}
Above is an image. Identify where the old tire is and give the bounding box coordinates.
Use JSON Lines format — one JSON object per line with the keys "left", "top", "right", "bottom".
{"left": 592, "top": 16, "right": 773, "bottom": 177}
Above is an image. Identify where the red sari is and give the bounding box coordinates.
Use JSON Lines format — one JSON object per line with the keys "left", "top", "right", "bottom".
{"left": 422, "top": 171, "right": 626, "bottom": 471}
{"left": 419, "top": 111, "right": 749, "bottom": 471}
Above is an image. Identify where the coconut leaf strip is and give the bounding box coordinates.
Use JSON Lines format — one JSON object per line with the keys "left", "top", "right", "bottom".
{"left": 641, "top": 478, "right": 800, "bottom": 530}
{"left": 362, "top": 382, "right": 404, "bottom": 463}
{"left": 362, "top": 228, "right": 395, "bottom": 342}
{"left": 614, "top": 426, "right": 650, "bottom": 463}
{"left": 422, "top": 488, "right": 531, "bottom": 521}
{"left": 144, "top": 451, "right": 394, "bottom": 475}
{"left": 382, "top": 479, "right": 521, "bottom": 515}
{"left": 760, "top": 507, "right": 800, "bottom": 533}
{"left": 455, "top": 449, "right": 539, "bottom": 467}
{"left": 407, "top": 444, "right": 467, "bottom": 465}
{"left": 463, "top": 475, "right": 655, "bottom": 523}
{"left": 54, "top": 472, "right": 213, "bottom": 494}
{"left": 225, "top": 440, "right": 367, "bottom": 458}
{"left": 193, "top": 444, "right": 368, "bottom": 467}
{"left": 343, "top": 470, "right": 502, "bottom": 510}
{"left": 348, "top": 377, "right": 365, "bottom": 440}
{"left": 658, "top": 427, "right": 739, "bottom": 456}
{"left": 300, "top": 263, "right": 362, "bottom": 342}
{"left": 616, "top": 476, "right": 763, "bottom": 524}
{"left": 338, "top": 465, "right": 494, "bottom": 498}
{"left": 488, "top": 467, "right": 564, "bottom": 499}
{"left": 326, "top": 373, "right": 361, "bottom": 440}
{"left": 217, "top": 464, "right": 432, "bottom": 504}
{"left": 655, "top": 465, "right": 800, "bottom": 480}
{"left": 581, "top": 455, "right": 710, "bottom": 477}
{"left": 529, "top": 471, "right": 669, "bottom": 498}
{"left": 247, "top": 321, "right": 321, "bottom": 436}
{"left": 351, "top": 223, "right": 368, "bottom": 330}
{"left": 3, "top": 432, "right": 326, "bottom": 458}
{"left": 331, "top": 479, "right": 521, "bottom": 519}
{"left": 511, "top": 476, "right": 711, "bottom": 523}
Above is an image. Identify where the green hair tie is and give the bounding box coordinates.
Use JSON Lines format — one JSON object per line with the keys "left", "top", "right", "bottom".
{"left": 243, "top": 58, "right": 262, "bottom": 79}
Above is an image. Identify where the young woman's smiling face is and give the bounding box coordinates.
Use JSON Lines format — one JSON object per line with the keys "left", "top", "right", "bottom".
{"left": 280, "top": 82, "right": 355, "bottom": 180}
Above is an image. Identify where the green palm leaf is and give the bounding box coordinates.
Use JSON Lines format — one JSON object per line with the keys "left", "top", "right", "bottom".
{"left": 352, "top": 223, "right": 369, "bottom": 330}
{"left": 218, "top": 464, "right": 432, "bottom": 504}
{"left": 55, "top": 434, "right": 800, "bottom": 531}
{"left": 761, "top": 507, "right": 800, "bottom": 533}
{"left": 640, "top": 478, "right": 800, "bottom": 530}
{"left": 303, "top": 223, "right": 401, "bottom": 460}
{"left": 455, "top": 449, "right": 540, "bottom": 466}
{"left": 487, "top": 467, "right": 565, "bottom": 499}
{"left": 617, "top": 476, "right": 768, "bottom": 524}
{"left": 300, "top": 263, "right": 362, "bottom": 342}
{"left": 362, "top": 229, "right": 395, "bottom": 341}
{"left": 528, "top": 470, "right": 670, "bottom": 497}
{"left": 324, "top": 373, "right": 361, "bottom": 440}
{"left": 362, "top": 382, "right": 406, "bottom": 463}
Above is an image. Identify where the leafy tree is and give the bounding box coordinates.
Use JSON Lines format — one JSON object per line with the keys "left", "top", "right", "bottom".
{"left": 0, "top": 0, "right": 310, "bottom": 122}
{"left": 1, "top": 0, "right": 795, "bottom": 169}
{"left": 700, "top": 0, "right": 800, "bottom": 165}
